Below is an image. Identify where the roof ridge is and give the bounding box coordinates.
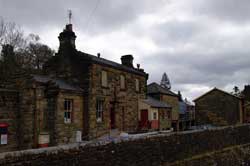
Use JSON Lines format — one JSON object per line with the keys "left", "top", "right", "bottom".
{"left": 193, "top": 87, "right": 242, "bottom": 102}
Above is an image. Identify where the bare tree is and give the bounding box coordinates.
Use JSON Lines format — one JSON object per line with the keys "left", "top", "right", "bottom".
{"left": 0, "top": 17, "right": 54, "bottom": 80}
{"left": 0, "top": 18, "right": 25, "bottom": 50}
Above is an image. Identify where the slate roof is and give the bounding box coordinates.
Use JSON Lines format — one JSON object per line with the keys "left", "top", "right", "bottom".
{"left": 147, "top": 82, "right": 178, "bottom": 97}
{"left": 77, "top": 51, "right": 147, "bottom": 76}
{"left": 193, "top": 87, "right": 242, "bottom": 102}
{"left": 143, "top": 96, "right": 171, "bottom": 108}
{"left": 32, "top": 75, "right": 83, "bottom": 92}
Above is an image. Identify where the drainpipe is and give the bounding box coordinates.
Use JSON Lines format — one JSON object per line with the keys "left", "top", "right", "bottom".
{"left": 33, "top": 87, "right": 38, "bottom": 148}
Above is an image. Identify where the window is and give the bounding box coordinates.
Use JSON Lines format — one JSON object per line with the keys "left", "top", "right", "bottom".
{"left": 153, "top": 112, "right": 157, "bottom": 120}
{"left": 96, "top": 99, "right": 104, "bottom": 122}
{"left": 64, "top": 99, "right": 73, "bottom": 124}
{"left": 120, "top": 75, "right": 125, "bottom": 90}
{"left": 101, "top": 71, "right": 108, "bottom": 87}
{"left": 135, "top": 79, "right": 140, "bottom": 92}
{"left": 164, "top": 111, "right": 171, "bottom": 119}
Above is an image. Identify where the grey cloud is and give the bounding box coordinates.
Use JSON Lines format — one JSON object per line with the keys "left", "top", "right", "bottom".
{"left": 195, "top": 0, "right": 250, "bottom": 23}
{"left": 143, "top": 45, "right": 250, "bottom": 89}
{"left": 0, "top": 0, "right": 250, "bottom": 99}
{"left": 0, "top": 0, "right": 166, "bottom": 34}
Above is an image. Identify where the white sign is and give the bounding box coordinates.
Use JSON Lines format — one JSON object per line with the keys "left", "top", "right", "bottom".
{"left": 1, "top": 134, "right": 7, "bottom": 145}
{"left": 76, "top": 131, "right": 82, "bottom": 142}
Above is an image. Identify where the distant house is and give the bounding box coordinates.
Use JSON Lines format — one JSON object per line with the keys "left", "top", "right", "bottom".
{"left": 194, "top": 88, "right": 244, "bottom": 126}
{"left": 147, "top": 82, "right": 180, "bottom": 131}
{"left": 178, "top": 99, "right": 195, "bottom": 130}
{"left": 139, "top": 96, "right": 172, "bottom": 130}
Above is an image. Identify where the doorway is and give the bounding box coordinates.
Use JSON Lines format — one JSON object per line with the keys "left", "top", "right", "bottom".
{"left": 140, "top": 109, "right": 148, "bottom": 128}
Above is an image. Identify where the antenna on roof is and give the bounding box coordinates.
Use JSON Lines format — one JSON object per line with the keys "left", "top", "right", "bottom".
{"left": 68, "top": 9, "right": 72, "bottom": 24}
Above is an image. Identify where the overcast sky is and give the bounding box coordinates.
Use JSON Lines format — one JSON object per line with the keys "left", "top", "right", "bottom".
{"left": 1, "top": 0, "right": 250, "bottom": 100}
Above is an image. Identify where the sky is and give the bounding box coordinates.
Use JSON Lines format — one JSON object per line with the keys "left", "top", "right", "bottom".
{"left": 0, "top": 0, "right": 250, "bottom": 100}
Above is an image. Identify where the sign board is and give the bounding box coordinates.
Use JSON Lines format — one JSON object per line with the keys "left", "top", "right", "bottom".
{"left": 1, "top": 134, "right": 7, "bottom": 145}
{"left": 76, "top": 131, "right": 82, "bottom": 142}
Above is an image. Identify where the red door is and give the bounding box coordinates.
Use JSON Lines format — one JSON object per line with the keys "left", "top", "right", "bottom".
{"left": 140, "top": 110, "right": 148, "bottom": 128}
{"left": 110, "top": 108, "right": 115, "bottom": 129}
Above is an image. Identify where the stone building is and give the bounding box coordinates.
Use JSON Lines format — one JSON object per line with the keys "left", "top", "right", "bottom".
{"left": 194, "top": 88, "right": 244, "bottom": 126}
{"left": 147, "top": 82, "right": 180, "bottom": 131}
{"left": 0, "top": 74, "right": 84, "bottom": 152}
{"left": 44, "top": 24, "right": 148, "bottom": 139}
{"left": 242, "top": 85, "right": 250, "bottom": 122}
{"left": 0, "top": 24, "right": 148, "bottom": 152}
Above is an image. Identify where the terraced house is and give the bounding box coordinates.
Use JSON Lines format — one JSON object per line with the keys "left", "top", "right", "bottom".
{"left": 0, "top": 24, "right": 148, "bottom": 152}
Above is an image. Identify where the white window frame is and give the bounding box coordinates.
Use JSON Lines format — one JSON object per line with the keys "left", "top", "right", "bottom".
{"left": 96, "top": 99, "right": 104, "bottom": 122}
{"left": 64, "top": 99, "right": 73, "bottom": 124}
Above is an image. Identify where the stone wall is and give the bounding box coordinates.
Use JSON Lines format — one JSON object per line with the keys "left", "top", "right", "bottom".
{"left": 169, "top": 144, "right": 250, "bottom": 166}
{"left": 1, "top": 124, "right": 250, "bottom": 166}
{"left": 0, "top": 89, "right": 19, "bottom": 153}
{"left": 88, "top": 63, "right": 147, "bottom": 138}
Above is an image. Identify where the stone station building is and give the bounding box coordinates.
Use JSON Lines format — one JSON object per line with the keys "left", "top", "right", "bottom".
{"left": 0, "top": 24, "right": 148, "bottom": 152}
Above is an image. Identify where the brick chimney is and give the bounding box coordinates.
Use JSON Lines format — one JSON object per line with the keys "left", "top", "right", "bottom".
{"left": 121, "top": 55, "right": 134, "bottom": 68}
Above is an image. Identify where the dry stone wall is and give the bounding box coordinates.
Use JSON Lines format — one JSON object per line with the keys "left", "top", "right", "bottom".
{"left": 1, "top": 124, "right": 250, "bottom": 166}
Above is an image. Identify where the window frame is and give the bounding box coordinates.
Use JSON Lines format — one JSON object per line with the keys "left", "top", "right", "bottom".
{"left": 64, "top": 99, "right": 73, "bottom": 124}
{"left": 153, "top": 112, "right": 157, "bottom": 120}
{"left": 96, "top": 99, "right": 104, "bottom": 123}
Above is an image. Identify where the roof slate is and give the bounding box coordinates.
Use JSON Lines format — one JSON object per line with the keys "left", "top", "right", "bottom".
{"left": 147, "top": 82, "right": 178, "bottom": 96}
{"left": 32, "top": 75, "right": 83, "bottom": 92}
{"left": 143, "top": 96, "right": 171, "bottom": 108}
{"left": 77, "top": 51, "right": 147, "bottom": 76}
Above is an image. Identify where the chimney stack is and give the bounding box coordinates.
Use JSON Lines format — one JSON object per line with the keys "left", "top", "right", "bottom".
{"left": 97, "top": 53, "right": 101, "bottom": 58}
{"left": 121, "top": 55, "right": 134, "bottom": 68}
{"left": 58, "top": 24, "right": 77, "bottom": 50}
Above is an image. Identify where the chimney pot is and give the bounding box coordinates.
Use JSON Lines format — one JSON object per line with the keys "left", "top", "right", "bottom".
{"left": 97, "top": 53, "right": 101, "bottom": 58}
{"left": 66, "top": 24, "right": 73, "bottom": 31}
